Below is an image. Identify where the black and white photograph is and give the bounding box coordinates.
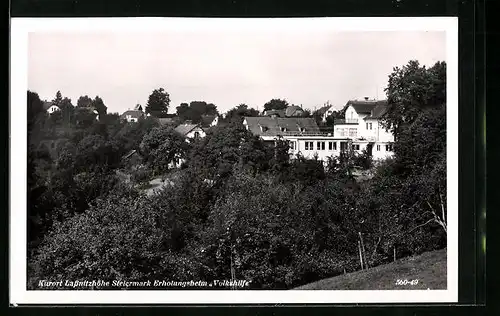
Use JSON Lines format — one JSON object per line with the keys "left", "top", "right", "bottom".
{"left": 11, "top": 17, "right": 458, "bottom": 304}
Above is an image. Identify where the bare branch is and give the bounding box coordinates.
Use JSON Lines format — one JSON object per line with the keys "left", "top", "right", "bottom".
{"left": 408, "top": 219, "right": 434, "bottom": 233}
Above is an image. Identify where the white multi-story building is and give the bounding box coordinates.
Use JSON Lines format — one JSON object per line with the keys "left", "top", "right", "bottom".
{"left": 243, "top": 117, "right": 352, "bottom": 162}
{"left": 243, "top": 99, "right": 394, "bottom": 162}
{"left": 333, "top": 98, "right": 394, "bottom": 160}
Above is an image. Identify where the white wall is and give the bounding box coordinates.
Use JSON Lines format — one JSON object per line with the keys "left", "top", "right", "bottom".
{"left": 285, "top": 137, "right": 351, "bottom": 161}
{"left": 47, "top": 105, "right": 60, "bottom": 114}
{"left": 186, "top": 127, "right": 206, "bottom": 139}
{"left": 211, "top": 116, "right": 219, "bottom": 126}
{"left": 372, "top": 142, "right": 395, "bottom": 160}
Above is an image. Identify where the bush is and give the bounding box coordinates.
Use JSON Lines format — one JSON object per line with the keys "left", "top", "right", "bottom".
{"left": 131, "top": 165, "right": 152, "bottom": 185}
{"left": 29, "top": 185, "right": 202, "bottom": 288}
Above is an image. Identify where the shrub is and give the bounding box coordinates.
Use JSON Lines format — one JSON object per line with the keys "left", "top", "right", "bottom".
{"left": 131, "top": 165, "right": 152, "bottom": 185}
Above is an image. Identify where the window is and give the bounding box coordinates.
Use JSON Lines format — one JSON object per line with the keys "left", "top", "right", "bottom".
{"left": 369, "top": 123, "right": 373, "bottom": 130}
{"left": 194, "top": 131, "right": 200, "bottom": 138}
{"left": 317, "top": 141, "right": 325, "bottom": 150}
{"left": 328, "top": 141, "right": 337, "bottom": 150}
{"left": 290, "top": 141, "right": 296, "bottom": 150}
{"left": 348, "top": 128, "right": 357, "bottom": 137}
{"left": 386, "top": 144, "right": 393, "bottom": 151}
{"left": 376, "top": 144, "right": 381, "bottom": 151}
{"left": 337, "top": 128, "right": 346, "bottom": 137}
{"left": 366, "top": 123, "right": 369, "bottom": 129}
{"left": 340, "top": 142, "right": 348, "bottom": 151}
{"left": 352, "top": 144, "right": 360, "bottom": 151}
{"left": 280, "top": 127, "right": 287, "bottom": 132}
{"left": 304, "top": 141, "right": 313, "bottom": 150}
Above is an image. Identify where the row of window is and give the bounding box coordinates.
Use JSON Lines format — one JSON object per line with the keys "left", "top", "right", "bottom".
{"left": 303, "top": 141, "right": 343, "bottom": 151}
{"left": 292, "top": 141, "right": 393, "bottom": 152}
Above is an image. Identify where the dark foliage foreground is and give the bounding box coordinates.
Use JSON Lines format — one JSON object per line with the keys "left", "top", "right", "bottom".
{"left": 27, "top": 60, "right": 447, "bottom": 290}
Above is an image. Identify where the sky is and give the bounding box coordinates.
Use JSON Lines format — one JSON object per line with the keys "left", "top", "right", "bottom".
{"left": 28, "top": 30, "right": 446, "bottom": 114}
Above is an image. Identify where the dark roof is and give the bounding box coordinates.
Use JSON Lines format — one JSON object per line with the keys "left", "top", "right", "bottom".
{"left": 42, "top": 101, "right": 58, "bottom": 111}
{"left": 315, "top": 105, "right": 331, "bottom": 116}
{"left": 174, "top": 123, "right": 201, "bottom": 136}
{"left": 120, "top": 110, "right": 143, "bottom": 119}
{"left": 285, "top": 106, "right": 304, "bottom": 117}
{"left": 243, "top": 117, "right": 320, "bottom": 137}
{"left": 158, "top": 117, "right": 176, "bottom": 125}
{"left": 346, "top": 99, "right": 387, "bottom": 114}
{"left": 263, "top": 109, "right": 286, "bottom": 117}
{"left": 364, "top": 100, "right": 389, "bottom": 119}
{"left": 200, "top": 115, "right": 217, "bottom": 127}
{"left": 122, "top": 149, "right": 140, "bottom": 160}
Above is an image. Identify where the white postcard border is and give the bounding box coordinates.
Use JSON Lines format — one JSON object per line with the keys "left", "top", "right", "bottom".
{"left": 10, "top": 17, "right": 458, "bottom": 305}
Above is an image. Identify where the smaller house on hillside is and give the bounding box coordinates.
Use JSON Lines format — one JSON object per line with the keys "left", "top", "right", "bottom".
{"left": 314, "top": 105, "right": 331, "bottom": 122}
{"left": 122, "top": 149, "right": 143, "bottom": 168}
{"left": 285, "top": 105, "right": 305, "bottom": 117}
{"left": 200, "top": 114, "right": 219, "bottom": 128}
{"left": 120, "top": 110, "right": 144, "bottom": 123}
{"left": 262, "top": 109, "right": 286, "bottom": 118}
{"left": 174, "top": 122, "right": 206, "bottom": 140}
{"left": 158, "top": 115, "right": 179, "bottom": 126}
{"left": 43, "top": 101, "right": 61, "bottom": 114}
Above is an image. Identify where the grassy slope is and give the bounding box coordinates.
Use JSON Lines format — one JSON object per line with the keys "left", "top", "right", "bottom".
{"left": 294, "top": 248, "right": 447, "bottom": 290}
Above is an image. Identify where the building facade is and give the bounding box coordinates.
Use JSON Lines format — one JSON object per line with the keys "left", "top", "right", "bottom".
{"left": 243, "top": 99, "right": 395, "bottom": 162}
{"left": 334, "top": 98, "right": 394, "bottom": 160}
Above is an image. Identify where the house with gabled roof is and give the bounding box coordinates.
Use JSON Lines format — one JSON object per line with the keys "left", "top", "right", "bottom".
{"left": 200, "top": 114, "right": 219, "bottom": 128}
{"left": 43, "top": 101, "right": 61, "bottom": 114}
{"left": 174, "top": 122, "right": 206, "bottom": 140}
{"left": 333, "top": 97, "right": 394, "bottom": 160}
{"left": 284, "top": 105, "right": 305, "bottom": 117}
{"left": 243, "top": 116, "right": 353, "bottom": 162}
{"left": 120, "top": 110, "right": 144, "bottom": 123}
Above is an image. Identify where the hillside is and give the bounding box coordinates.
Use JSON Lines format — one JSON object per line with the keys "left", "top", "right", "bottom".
{"left": 294, "top": 248, "right": 447, "bottom": 290}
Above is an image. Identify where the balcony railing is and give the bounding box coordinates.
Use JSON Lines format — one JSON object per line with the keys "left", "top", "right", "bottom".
{"left": 278, "top": 131, "right": 333, "bottom": 137}
{"left": 334, "top": 118, "right": 359, "bottom": 124}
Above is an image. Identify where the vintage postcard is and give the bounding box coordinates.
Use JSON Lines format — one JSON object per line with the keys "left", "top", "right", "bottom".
{"left": 10, "top": 17, "right": 458, "bottom": 304}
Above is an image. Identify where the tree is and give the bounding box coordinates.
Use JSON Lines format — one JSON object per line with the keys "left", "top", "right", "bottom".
{"left": 263, "top": 99, "right": 289, "bottom": 111}
{"left": 52, "top": 91, "right": 63, "bottom": 107}
{"left": 77, "top": 95, "right": 93, "bottom": 108}
{"left": 73, "top": 134, "right": 122, "bottom": 172}
{"left": 176, "top": 101, "right": 218, "bottom": 123}
{"left": 383, "top": 60, "right": 446, "bottom": 137}
{"left": 393, "top": 105, "right": 446, "bottom": 175}
{"left": 145, "top": 88, "right": 170, "bottom": 117}
{"left": 27, "top": 91, "right": 45, "bottom": 134}
{"left": 73, "top": 107, "right": 97, "bottom": 129}
{"left": 29, "top": 187, "right": 203, "bottom": 287}
{"left": 139, "top": 127, "right": 189, "bottom": 175}
{"left": 47, "top": 110, "right": 63, "bottom": 127}
{"left": 115, "top": 116, "right": 159, "bottom": 154}
{"left": 187, "top": 123, "right": 271, "bottom": 180}
{"left": 224, "top": 104, "right": 260, "bottom": 123}
{"left": 91, "top": 96, "right": 107, "bottom": 116}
